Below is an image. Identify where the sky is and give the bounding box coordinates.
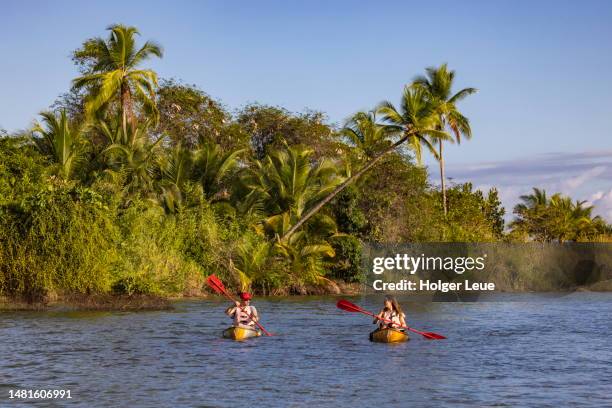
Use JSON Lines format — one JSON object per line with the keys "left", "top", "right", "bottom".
{"left": 1, "top": 1, "right": 611, "bottom": 220}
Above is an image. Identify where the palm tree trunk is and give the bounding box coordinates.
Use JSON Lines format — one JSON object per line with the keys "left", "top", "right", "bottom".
{"left": 280, "top": 132, "right": 414, "bottom": 241}
{"left": 121, "top": 81, "right": 134, "bottom": 132}
{"left": 439, "top": 139, "right": 447, "bottom": 216}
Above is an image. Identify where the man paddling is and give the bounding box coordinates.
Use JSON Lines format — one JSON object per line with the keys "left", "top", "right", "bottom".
{"left": 225, "top": 292, "right": 259, "bottom": 329}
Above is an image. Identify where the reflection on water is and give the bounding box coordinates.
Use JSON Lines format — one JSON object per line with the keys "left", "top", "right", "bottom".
{"left": 2, "top": 293, "right": 612, "bottom": 407}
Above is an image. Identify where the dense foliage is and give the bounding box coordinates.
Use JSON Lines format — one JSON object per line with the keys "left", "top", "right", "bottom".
{"left": 509, "top": 188, "right": 610, "bottom": 242}
{"left": 1, "top": 25, "right": 609, "bottom": 302}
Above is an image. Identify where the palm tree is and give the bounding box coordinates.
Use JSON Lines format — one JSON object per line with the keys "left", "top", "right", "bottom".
{"left": 157, "top": 143, "right": 195, "bottom": 213}
{"left": 377, "top": 85, "right": 449, "bottom": 165}
{"left": 32, "top": 110, "right": 84, "bottom": 180}
{"left": 231, "top": 240, "right": 271, "bottom": 292}
{"left": 412, "top": 64, "right": 477, "bottom": 215}
{"left": 72, "top": 24, "right": 163, "bottom": 131}
{"left": 240, "top": 144, "right": 343, "bottom": 237}
{"left": 510, "top": 188, "right": 606, "bottom": 242}
{"left": 511, "top": 188, "right": 551, "bottom": 240}
{"left": 515, "top": 187, "right": 549, "bottom": 212}
{"left": 274, "top": 230, "right": 335, "bottom": 285}
{"left": 280, "top": 85, "right": 448, "bottom": 241}
{"left": 341, "top": 111, "right": 392, "bottom": 158}
{"left": 161, "top": 143, "right": 194, "bottom": 191}
{"left": 195, "top": 143, "right": 245, "bottom": 200}
{"left": 97, "top": 117, "right": 163, "bottom": 194}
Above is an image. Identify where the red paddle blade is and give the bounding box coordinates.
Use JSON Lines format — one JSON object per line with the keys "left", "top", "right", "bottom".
{"left": 206, "top": 274, "right": 226, "bottom": 295}
{"left": 336, "top": 299, "right": 366, "bottom": 313}
{"left": 421, "top": 332, "right": 446, "bottom": 340}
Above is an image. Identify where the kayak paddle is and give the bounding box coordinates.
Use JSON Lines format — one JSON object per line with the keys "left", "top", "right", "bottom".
{"left": 336, "top": 299, "right": 446, "bottom": 340}
{"left": 206, "top": 274, "right": 273, "bottom": 336}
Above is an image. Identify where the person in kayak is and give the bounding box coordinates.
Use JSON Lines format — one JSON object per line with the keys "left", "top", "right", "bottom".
{"left": 225, "top": 292, "right": 259, "bottom": 329}
{"left": 373, "top": 295, "right": 406, "bottom": 330}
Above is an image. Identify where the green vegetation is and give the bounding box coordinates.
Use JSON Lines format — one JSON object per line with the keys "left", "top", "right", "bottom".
{"left": 509, "top": 188, "right": 611, "bottom": 242}
{"left": 1, "top": 25, "right": 610, "bottom": 303}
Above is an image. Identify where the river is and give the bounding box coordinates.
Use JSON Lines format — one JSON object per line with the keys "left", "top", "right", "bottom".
{"left": 2, "top": 293, "right": 612, "bottom": 407}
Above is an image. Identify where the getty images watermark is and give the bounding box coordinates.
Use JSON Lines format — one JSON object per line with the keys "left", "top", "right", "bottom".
{"left": 362, "top": 243, "right": 612, "bottom": 296}
{"left": 371, "top": 252, "right": 495, "bottom": 292}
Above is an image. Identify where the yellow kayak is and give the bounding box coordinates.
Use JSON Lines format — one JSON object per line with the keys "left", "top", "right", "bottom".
{"left": 369, "top": 327, "right": 410, "bottom": 343}
{"left": 222, "top": 326, "right": 261, "bottom": 341}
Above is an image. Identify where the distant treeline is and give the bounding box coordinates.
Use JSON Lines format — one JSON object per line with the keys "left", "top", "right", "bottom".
{"left": 1, "top": 25, "right": 609, "bottom": 303}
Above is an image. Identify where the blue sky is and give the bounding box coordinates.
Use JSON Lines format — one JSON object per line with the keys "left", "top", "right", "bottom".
{"left": 1, "top": 1, "right": 611, "bottom": 219}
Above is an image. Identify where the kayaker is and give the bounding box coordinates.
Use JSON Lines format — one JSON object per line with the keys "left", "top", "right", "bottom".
{"left": 225, "top": 292, "right": 259, "bottom": 329}
{"left": 373, "top": 295, "right": 406, "bottom": 329}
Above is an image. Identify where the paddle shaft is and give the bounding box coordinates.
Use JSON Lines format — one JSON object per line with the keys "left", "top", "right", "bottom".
{"left": 349, "top": 305, "right": 435, "bottom": 338}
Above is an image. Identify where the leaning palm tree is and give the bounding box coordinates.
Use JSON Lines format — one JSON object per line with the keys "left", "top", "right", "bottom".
{"left": 341, "top": 111, "right": 392, "bottom": 158}
{"left": 280, "top": 85, "right": 448, "bottom": 241}
{"left": 32, "top": 110, "right": 84, "bottom": 180}
{"left": 72, "top": 24, "right": 163, "bottom": 130}
{"left": 377, "top": 85, "right": 449, "bottom": 165}
{"left": 412, "top": 64, "right": 477, "bottom": 215}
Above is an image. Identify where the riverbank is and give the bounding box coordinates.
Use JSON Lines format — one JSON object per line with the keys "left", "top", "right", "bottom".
{"left": 3, "top": 279, "right": 612, "bottom": 311}
{"left": 0, "top": 294, "right": 172, "bottom": 311}
{"left": 0, "top": 280, "right": 363, "bottom": 311}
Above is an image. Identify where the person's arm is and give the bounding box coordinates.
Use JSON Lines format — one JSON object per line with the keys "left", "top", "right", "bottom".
{"left": 399, "top": 313, "right": 407, "bottom": 327}
{"left": 373, "top": 309, "right": 383, "bottom": 324}
{"left": 250, "top": 306, "right": 259, "bottom": 322}
{"left": 225, "top": 301, "right": 240, "bottom": 316}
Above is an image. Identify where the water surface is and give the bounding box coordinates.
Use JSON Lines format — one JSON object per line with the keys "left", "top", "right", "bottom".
{"left": 2, "top": 293, "right": 612, "bottom": 407}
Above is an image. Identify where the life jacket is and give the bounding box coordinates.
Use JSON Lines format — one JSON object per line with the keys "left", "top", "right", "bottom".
{"left": 379, "top": 309, "right": 403, "bottom": 329}
{"left": 232, "top": 305, "right": 257, "bottom": 328}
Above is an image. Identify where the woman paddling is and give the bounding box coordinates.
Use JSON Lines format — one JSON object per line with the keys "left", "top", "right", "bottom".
{"left": 225, "top": 292, "right": 259, "bottom": 329}
{"left": 373, "top": 295, "right": 407, "bottom": 330}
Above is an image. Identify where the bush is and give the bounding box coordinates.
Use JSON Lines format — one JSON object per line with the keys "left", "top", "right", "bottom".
{"left": 329, "top": 235, "right": 364, "bottom": 282}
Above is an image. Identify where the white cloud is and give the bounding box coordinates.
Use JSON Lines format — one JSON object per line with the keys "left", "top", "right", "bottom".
{"left": 559, "top": 166, "right": 607, "bottom": 192}
{"left": 587, "top": 189, "right": 612, "bottom": 220}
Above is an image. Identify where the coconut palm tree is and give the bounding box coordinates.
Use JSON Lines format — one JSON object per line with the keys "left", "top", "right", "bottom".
{"left": 376, "top": 85, "right": 449, "bottom": 165}
{"left": 341, "top": 111, "right": 392, "bottom": 158}
{"left": 32, "top": 110, "right": 84, "bottom": 180}
{"left": 511, "top": 188, "right": 552, "bottom": 241}
{"left": 412, "top": 64, "right": 477, "bottom": 215}
{"left": 72, "top": 24, "right": 163, "bottom": 131}
{"left": 511, "top": 188, "right": 606, "bottom": 242}
{"left": 240, "top": 144, "right": 344, "bottom": 238}
{"left": 280, "top": 85, "right": 448, "bottom": 241}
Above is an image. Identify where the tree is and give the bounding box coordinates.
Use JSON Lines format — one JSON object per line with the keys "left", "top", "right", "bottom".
{"left": 280, "top": 85, "right": 448, "bottom": 241}
{"left": 96, "top": 117, "right": 163, "bottom": 195}
{"left": 483, "top": 188, "right": 505, "bottom": 238}
{"left": 239, "top": 144, "right": 344, "bottom": 237}
{"left": 72, "top": 24, "right": 163, "bottom": 131}
{"left": 510, "top": 188, "right": 608, "bottom": 242}
{"left": 412, "top": 64, "right": 477, "bottom": 215}
{"left": 156, "top": 79, "right": 237, "bottom": 149}
{"left": 236, "top": 104, "right": 338, "bottom": 159}
{"left": 341, "top": 111, "right": 393, "bottom": 158}
{"left": 32, "top": 110, "right": 84, "bottom": 180}
{"left": 195, "top": 143, "right": 245, "bottom": 200}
